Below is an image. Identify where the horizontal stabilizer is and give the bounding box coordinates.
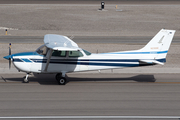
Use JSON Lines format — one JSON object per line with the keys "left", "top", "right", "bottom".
{"left": 139, "top": 59, "right": 164, "bottom": 65}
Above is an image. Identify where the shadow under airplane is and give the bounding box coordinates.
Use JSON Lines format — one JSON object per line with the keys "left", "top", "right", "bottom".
{"left": 1, "top": 74, "right": 156, "bottom": 85}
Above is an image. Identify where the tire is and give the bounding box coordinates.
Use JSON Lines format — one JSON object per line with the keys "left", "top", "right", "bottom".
{"left": 58, "top": 77, "right": 66, "bottom": 85}
{"left": 23, "top": 78, "right": 29, "bottom": 83}
{"left": 55, "top": 73, "right": 62, "bottom": 80}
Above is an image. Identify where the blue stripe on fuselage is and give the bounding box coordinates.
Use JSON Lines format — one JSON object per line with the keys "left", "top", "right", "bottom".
{"left": 12, "top": 52, "right": 42, "bottom": 57}
{"left": 102, "top": 50, "right": 168, "bottom": 54}
{"left": 21, "top": 58, "right": 32, "bottom": 63}
{"left": 13, "top": 58, "right": 166, "bottom": 67}
{"left": 13, "top": 58, "right": 23, "bottom": 62}
{"left": 30, "top": 58, "right": 166, "bottom": 63}
{"left": 31, "top": 59, "right": 139, "bottom": 63}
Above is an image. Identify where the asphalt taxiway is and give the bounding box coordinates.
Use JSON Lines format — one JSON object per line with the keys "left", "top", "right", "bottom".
{"left": 0, "top": 73, "right": 180, "bottom": 118}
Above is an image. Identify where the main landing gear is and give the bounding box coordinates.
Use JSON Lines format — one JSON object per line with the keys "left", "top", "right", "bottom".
{"left": 22, "top": 72, "right": 67, "bottom": 85}
{"left": 55, "top": 73, "right": 67, "bottom": 85}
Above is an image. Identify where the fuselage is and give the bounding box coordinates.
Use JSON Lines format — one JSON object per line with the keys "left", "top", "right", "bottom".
{"left": 7, "top": 48, "right": 166, "bottom": 74}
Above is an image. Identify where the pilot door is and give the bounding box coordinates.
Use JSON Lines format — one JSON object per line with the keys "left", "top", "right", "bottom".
{"left": 46, "top": 50, "right": 67, "bottom": 72}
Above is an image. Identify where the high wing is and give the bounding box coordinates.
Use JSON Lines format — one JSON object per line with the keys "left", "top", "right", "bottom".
{"left": 44, "top": 34, "right": 80, "bottom": 51}
{"left": 43, "top": 34, "right": 81, "bottom": 72}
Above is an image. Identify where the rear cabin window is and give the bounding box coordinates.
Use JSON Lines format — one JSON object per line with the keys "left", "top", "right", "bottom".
{"left": 69, "top": 51, "right": 83, "bottom": 57}
{"left": 52, "top": 50, "right": 66, "bottom": 57}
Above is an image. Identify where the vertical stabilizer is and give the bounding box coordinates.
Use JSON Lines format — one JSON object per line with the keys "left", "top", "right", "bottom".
{"left": 140, "top": 29, "right": 175, "bottom": 60}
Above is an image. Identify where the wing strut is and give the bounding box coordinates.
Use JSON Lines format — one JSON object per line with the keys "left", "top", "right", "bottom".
{"left": 44, "top": 49, "right": 53, "bottom": 72}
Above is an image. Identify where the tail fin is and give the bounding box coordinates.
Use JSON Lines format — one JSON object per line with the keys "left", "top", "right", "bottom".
{"left": 140, "top": 29, "right": 175, "bottom": 61}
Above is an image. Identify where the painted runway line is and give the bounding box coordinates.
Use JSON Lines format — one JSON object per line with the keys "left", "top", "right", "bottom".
{"left": 0, "top": 116, "right": 180, "bottom": 119}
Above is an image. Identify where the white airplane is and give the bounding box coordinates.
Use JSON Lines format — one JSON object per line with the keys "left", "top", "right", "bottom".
{"left": 3, "top": 29, "right": 175, "bottom": 85}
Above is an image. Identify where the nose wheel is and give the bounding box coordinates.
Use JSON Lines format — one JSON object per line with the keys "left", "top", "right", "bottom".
{"left": 56, "top": 73, "right": 67, "bottom": 85}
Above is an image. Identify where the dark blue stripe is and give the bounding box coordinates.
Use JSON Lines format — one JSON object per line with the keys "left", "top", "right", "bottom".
{"left": 35, "top": 61, "right": 139, "bottom": 67}
{"left": 12, "top": 59, "right": 147, "bottom": 67}
{"left": 13, "top": 59, "right": 23, "bottom": 62}
{"left": 89, "top": 59, "right": 138, "bottom": 62}
{"left": 30, "top": 60, "right": 138, "bottom": 67}
{"left": 30, "top": 58, "right": 166, "bottom": 63}
{"left": 51, "top": 62, "right": 140, "bottom": 67}
{"left": 30, "top": 59, "right": 139, "bottom": 63}
{"left": 157, "top": 58, "right": 166, "bottom": 63}
{"left": 88, "top": 62, "right": 138, "bottom": 67}
{"left": 32, "top": 59, "right": 47, "bottom": 63}
{"left": 14, "top": 58, "right": 166, "bottom": 67}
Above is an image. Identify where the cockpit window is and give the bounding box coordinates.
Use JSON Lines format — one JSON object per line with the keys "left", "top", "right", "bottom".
{"left": 52, "top": 50, "right": 66, "bottom": 57}
{"left": 36, "top": 45, "right": 48, "bottom": 56}
{"left": 83, "top": 49, "right": 91, "bottom": 56}
{"left": 69, "top": 51, "right": 83, "bottom": 57}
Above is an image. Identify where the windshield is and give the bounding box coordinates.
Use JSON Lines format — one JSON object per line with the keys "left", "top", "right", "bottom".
{"left": 36, "top": 45, "right": 48, "bottom": 56}
{"left": 83, "top": 49, "right": 91, "bottom": 56}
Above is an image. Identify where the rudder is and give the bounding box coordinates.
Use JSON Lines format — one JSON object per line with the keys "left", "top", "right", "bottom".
{"left": 140, "top": 29, "right": 175, "bottom": 60}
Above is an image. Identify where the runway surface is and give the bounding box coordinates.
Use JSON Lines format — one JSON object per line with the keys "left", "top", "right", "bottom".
{"left": 0, "top": 73, "right": 180, "bottom": 118}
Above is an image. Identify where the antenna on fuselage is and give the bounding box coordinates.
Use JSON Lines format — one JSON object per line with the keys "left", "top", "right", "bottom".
{"left": 69, "top": 35, "right": 74, "bottom": 40}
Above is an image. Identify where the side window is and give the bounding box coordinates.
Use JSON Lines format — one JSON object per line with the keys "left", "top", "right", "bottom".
{"left": 69, "top": 51, "right": 83, "bottom": 57}
{"left": 52, "top": 50, "right": 66, "bottom": 57}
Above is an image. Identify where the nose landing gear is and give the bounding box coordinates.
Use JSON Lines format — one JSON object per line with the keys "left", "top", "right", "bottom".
{"left": 23, "top": 73, "right": 30, "bottom": 83}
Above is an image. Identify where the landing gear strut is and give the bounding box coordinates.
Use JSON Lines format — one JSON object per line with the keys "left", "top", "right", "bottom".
{"left": 55, "top": 72, "right": 67, "bottom": 85}
{"left": 23, "top": 73, "right": 30, "bottom": 83}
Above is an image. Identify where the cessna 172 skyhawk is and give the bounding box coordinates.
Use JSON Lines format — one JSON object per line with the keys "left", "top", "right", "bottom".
{"left": 4, "top": 29, "right": 175, "bottom": 85}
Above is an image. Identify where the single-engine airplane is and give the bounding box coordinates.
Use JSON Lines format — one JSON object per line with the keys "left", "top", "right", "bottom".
{"left": 4, "top": 29, "right": 175, "bottom": 85}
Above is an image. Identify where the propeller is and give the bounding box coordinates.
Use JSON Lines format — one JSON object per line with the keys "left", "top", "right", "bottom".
{"left": 9, "top": 43, "right": 11, "bottom": 69}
